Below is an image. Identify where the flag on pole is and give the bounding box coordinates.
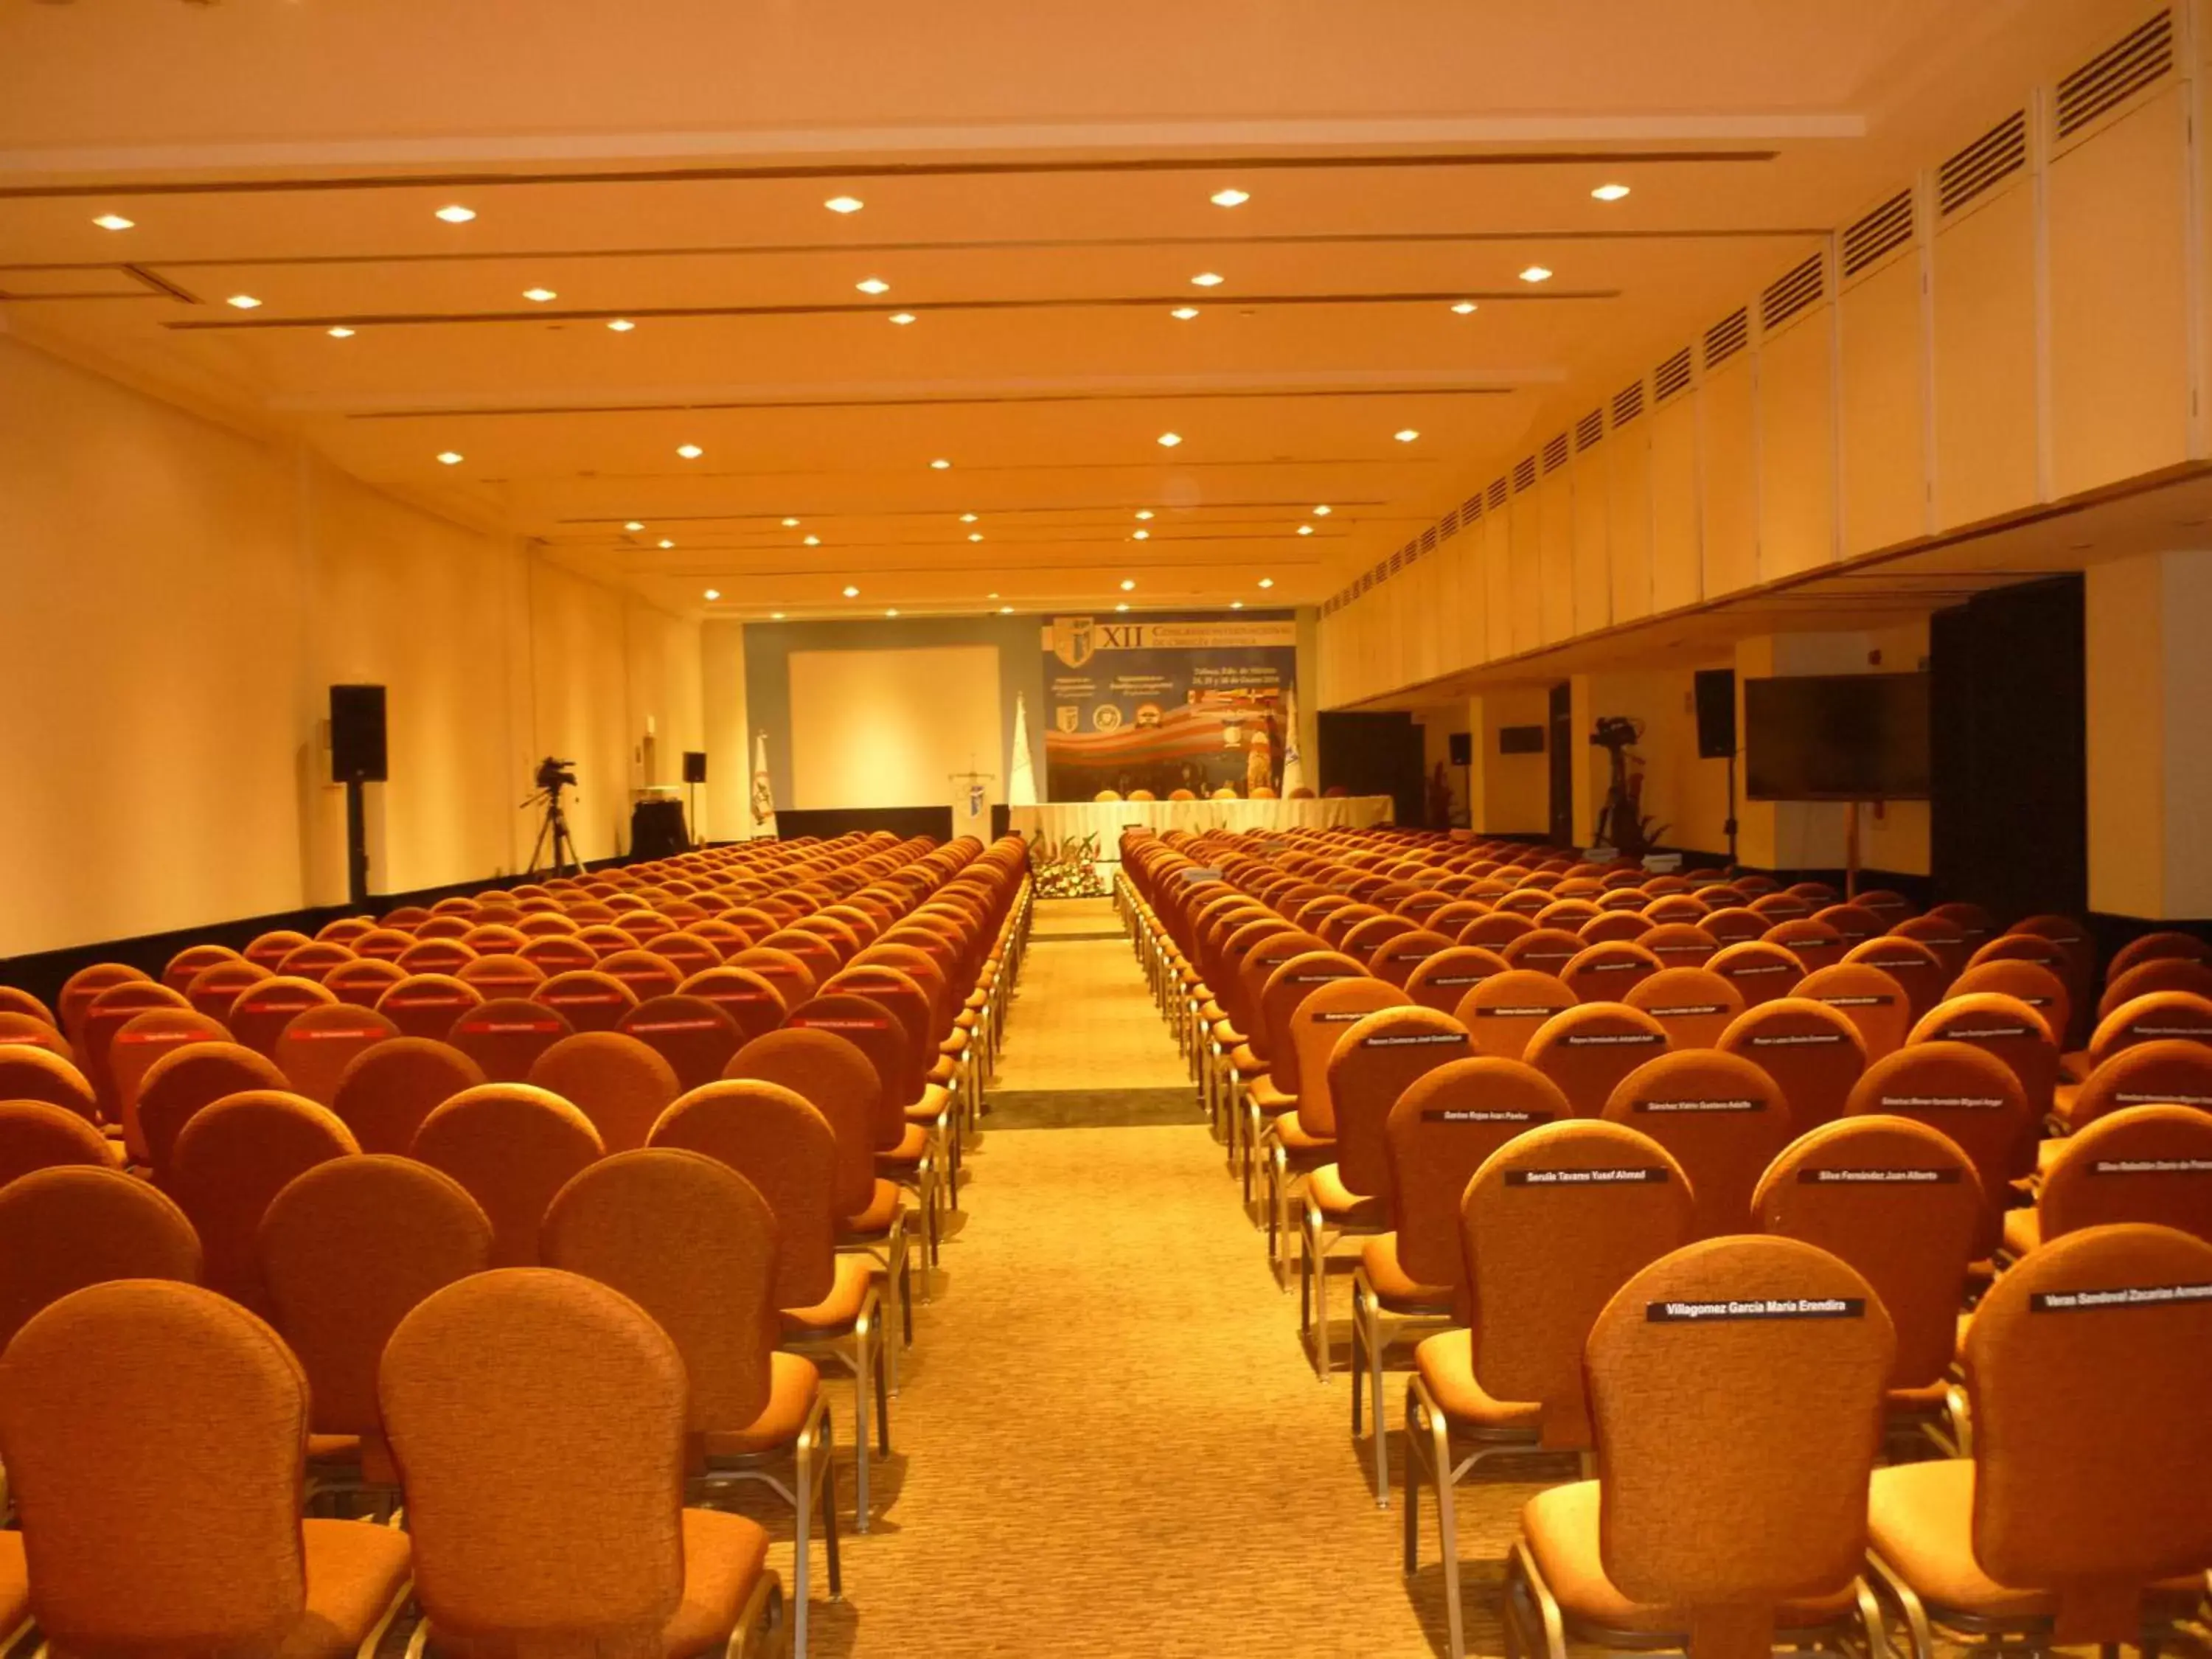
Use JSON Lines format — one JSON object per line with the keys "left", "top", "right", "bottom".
{"left": 1008, "top": 692, "right": 1040, "bottom": 807}
{"left": 1279, "top": 686, "right": 1307, "bottom": 796}
{"left": 750, "top": 730, "right": 779, "bottom": 838}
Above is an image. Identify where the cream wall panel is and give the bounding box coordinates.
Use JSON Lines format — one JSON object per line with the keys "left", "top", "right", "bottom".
{"left": 1756, "top": 303, "right": 1839, "bottom": 580}
{"left": 790, "top": 644, "right": 1001, "bottom": 809}
{"left": 1571, "top": 453, "right": 1611, "bottom": 636}
{"left": 526, "top": 562, "right": 634, "bottom": 863}
{"left": 1838, "top": 250, "right": 1931, "bottom": 555}
{"left": 625, "top": 597, "right": 706, "bottom": 791}
{"left": 1932, "top": 181, "right": 2039, "bottom": 529}
{"left": 1509, "top": 487, "right": 1543, "bottom": 655}
{"left": 1607, "top": 422, "right": 1655, "bottom": 623}
{"left": 1538, "top": 470, "right": 1576, "bottom": 645}
{"left": 1650, "top": 397, "right": 1702, "bottom": 612}
{"left": 2048, "top": 87, "right": 2193, "bottom": 498}
{"left": 698, "top": 620, "right": 750, "bottom": 845}
{"left": 1700, "top": 360, "right": 1759, "bottom": 597}
{"left": 2084, "top": 554, "right": 2167, "bottom": 918}
{"left": 1409, "top": 552, "right": 1444, "bottom": 686}
{"left": 1483, "top": 515, "right": 1514, "bottom": 662}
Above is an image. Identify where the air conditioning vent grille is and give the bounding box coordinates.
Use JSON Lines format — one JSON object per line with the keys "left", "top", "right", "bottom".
{"left": 1440, "top": 507, "right": 1461, "bottom": 538}
{"left": 1938, "top": 111, "right": 2028, "bottom": 217}
{"left": 1760, "top": 256, "right": 1826, "bottom": 332}
{"left": 1575, "top": 408, "right": 1604, "bottom": 452}
{"left": 1542, "top": 434, "right": 1571, "bottom": 473}
{"left": 1842, "top": 189, "right": 1915, "bottom": 277}
{"left": 1488, "top": 478, "right": 1509, "bottom": 512}
{"left": 1655, "top": 348, "right": 1693, "bottom": 402}
{"left": 1613, "top": 381, "right": 1646, "bottom": 426}
{"left": 1464, "top": 491, "right": 1485, "bottom": 522}
{"left": 1513, "top": 456, "right": 1539, "bottom": 493}
{"left": 2058, "top": 10, "right": 2174, "bottom": 139}
{"left": 1420, "top": 526, "right": 1439, "bottom": 554}
{"left": 1703, "top": 307, "right": 1749, "bottom": 369}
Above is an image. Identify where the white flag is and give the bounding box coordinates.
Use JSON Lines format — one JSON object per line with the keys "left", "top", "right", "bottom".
{"left": 1008, "top": 692, "right": 1039, "bottom": 807}
{"left": 750, "top": 730, "right": 779, "bottom": 838}
{"left": 1279, "top": 686, "right": 1307, "bottom": 796}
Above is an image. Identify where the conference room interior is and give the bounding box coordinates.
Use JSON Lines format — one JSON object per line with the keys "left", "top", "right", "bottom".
{"left": 5, "top": 4, "right": 2212, "bottom": 1658}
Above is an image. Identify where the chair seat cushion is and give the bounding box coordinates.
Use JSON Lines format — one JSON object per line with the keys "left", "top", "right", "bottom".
{"left": 290, "top": 1518, "right": 413, "bottom": 1659}
{"left": 1275, "top": 1116, "right": 1334, "bottom": 1155}
{"left": 1307, "top": 1161, "right": 1382, "bottom": 1228}
{"left": 876, "top": 1121, "right": 931, "bottom": 1169}
{"left": 928, "top": 1055, "right": 957, "bottom": 1086}
{"left": 782, "top": 1251, "right": 874, "bottom": 1335}
{"left": 2000, "top": 1206, "right": 2042, "bottom": 1259}
{"left": 0, "top": 1533, "right": 27, "bottom": 1644}
{"left": 664, "top": 1508, "right": 772, "bottom": 1659}
{"left": 955, "top": 1010, "right": 978, "bottom": 1032}
{"left": 904, "top": 1083, "right": 952, "bottom": 1127}
{"left": 841, "top": 1178, "right": 902, "bottom": 1238}
{"left": 1200, "top": 1000, "right": 1228, "bottom": 1026}
{"left": 1248, "top": 1076, "right": 1296, "bottom": 1116}
{"left": 1360, "top": 1234, "right": 1453, "bottom": 1312}
{"left": 703, "top": 1352, "right": 821, "bottom": 1458}
{"left": 1230, "top": 1043, "right": 1267, "bottom": 1077}
{"left": 1413, "top": 1329, "right": 1540, "bottom": 1432}
{"left": 1527, "top": 1480, "right": 1857, "bottom": 1634}
{"left": 1211, "top": 1020, "right": 1248, "bottom": 1049}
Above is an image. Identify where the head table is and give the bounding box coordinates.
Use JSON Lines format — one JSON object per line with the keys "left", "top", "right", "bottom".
{"left": 1009, "top": 795, "right": 1394, "bottom": 858}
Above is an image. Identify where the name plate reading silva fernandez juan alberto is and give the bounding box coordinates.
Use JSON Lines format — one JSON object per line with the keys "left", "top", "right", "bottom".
{"left": 1646, "top": 1297, "right": 1865, "bottom": 1322}
{"left": 1797, "top": 1166, "right": 1962, "bottom": 1183}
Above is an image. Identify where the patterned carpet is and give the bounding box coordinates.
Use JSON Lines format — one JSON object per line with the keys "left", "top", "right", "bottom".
{"left": 712, "top": 898, "right": 1542, "bottom": 1658}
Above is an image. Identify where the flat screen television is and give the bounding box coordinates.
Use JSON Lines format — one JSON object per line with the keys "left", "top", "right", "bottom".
{"left": 1743, "top": 672, "right": 1931, "bottom": 801}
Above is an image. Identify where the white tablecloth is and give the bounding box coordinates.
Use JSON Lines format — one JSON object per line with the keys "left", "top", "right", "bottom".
{"left": 1010, "top": 796, "right": 1394, "bottom": 858}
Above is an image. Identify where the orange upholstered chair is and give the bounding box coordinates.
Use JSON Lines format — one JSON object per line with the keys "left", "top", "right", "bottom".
{"left": 1912, "top": 990, "right": 2060, "bottom": 1122}
{"left": 76, "top": 980, "right": 190, "bottom": 1120}
{"left": 0, "top": 1166, "right": 201, "bottom": 1354}
{"left": 378, "top": 1270, "right": 784, "bottom": 1659}
{"left": 169, "top": 1091, "right": 358, "bottom": 1310}
{"left": 1503, "top": 1236, "right": 1891, "bottom": 1659}
{"left": 620, "top": 995, "right": 746, "bottom": 1092}
{"left": 544, "top": 1149, "right": 839, "bottom": 1655}
{"left": 55, "top": 963, "right": 151, "bottom": 1051}
{"left": 160, "top": 942, "right": 243, "bottom": 995}
{"left": 410, "top": 1084, "right": 604, "bottom": 1267}
{"left": 105, "top": 1006, "right": 229, "bottom": 1125}
{"left": 1843, "top": 934, "right": 1950, "bottom": 1024}
{"left": 1706, "top": 939, "right": 1806, "bottom": 1007}
{"left": 322, "top": 956, "right": 409, "bottom": 1011}
{"left": 1405, "top": 1120, "right": 1694, "bottom": 1659}
{"left": 527, "top": 1031, "right": 683, "bottom": 1153}
{"left": 1451, "top": 968, "right": 1578, "bottom": 1062}
{"left": 373, "top": 973, "right": 484, "bottom": 1042}
{"left": 2008, "top": 1105, "right": 2212, "bottom": 1256}
{"left": 327, "top": 1036, "right": 485, "bottom": 1155}
{"left": 1865, "top": 1224, "right": 2212, "bottom": 1655}
{"left": 0, "top": 1046, "right": 98, "bottom": 1124}
{"left": 183, "top": 957, "right": 270, "bottom": 1024}
{"left": 1953, "top": 958, "right": 2072, "bottom": 1054}
{"left": 1717, "top": 997, "right": 1867, "bottom": 1130}
{"left": 226, "top": 975, "right": 338, "bottom": 1060}
{"left": 135, "top": 1041, "right": 290, "bottom": 1178}
{"left": 1846, "top": 1042, "right": 2028, "bottom": 1260}
{"left": 0, "top": 1100, "right": 115, "bottom": 1187}
{"left": 1602, "top": 1049, "right": 1792, "bottom": 1239}
{"left": 1523, "top": 1003, "right": 1672, "bottom": 1119}
{"left": 1622, "top": 965, "right": 1744, "bottom": 1051}
{"left": 0, "top": 1280, "right": 412, "bottom": 1659}
{"left": 534, "top": 968, "right": 639, "bottom": 1033}
{"left": 271, "top": 1001, "right": 398, "bottom": 1107}
{"left": 1792, "top": 961, "right": 1913, "bottom": 1063}
{"left": 258, "top": 1155, "right": 492, "bottom": 1495}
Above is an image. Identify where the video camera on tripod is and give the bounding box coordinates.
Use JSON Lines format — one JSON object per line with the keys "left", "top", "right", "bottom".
{"left": 533, "top": 756, "right": 578, "bottom": 795}
{"left": 522, "top": 756, "right": 580, "bottom": 876}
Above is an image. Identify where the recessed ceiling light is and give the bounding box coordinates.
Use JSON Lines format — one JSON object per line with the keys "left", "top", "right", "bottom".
{"left": 1312, "top": 504, "right": 1332, "bottom": 515}
{"left": 1135, "top": 509, "right": 1155, "bottom": 521}
{"left": 803, "top": 535, "right": 821, "bottom": 546}
{"left": 1257, "top": 577, "right": 1275, "bottom": 589}
{"left": 1591, "top": 183, "right": 1631, "bottom": 202}
{"left": 1297, "top": 524, "right": 1315, "bottom": 535}
{"left": 1519, "top": 265, "right": 1554, "bottom": 283}
{"left": 1157, "top": 432, "right": 1182, "bottom": 448}
{"left": 1120, "top": 579, "right": 1136, "bottom": 591}
{"left": 782, "top": 517, "right": 800, "bottom": 527}
{"left": 1171, "top": 306, "right": 1200, "bottom": 321}
{"left": 1209, "top": 188, "right": 1251, "bottom": 208}
{"left": 434, "top": 205, "right": 476, "bottom": 224}
{"left": 326, "top": 326, "right": 355, "bottom": 339}
{"left": 658, "top": 538, "right": 675, "bottom": 549}
{"left": 226, "top": 294, "right": 262, "bottom": 310}
{"left": 888, "top": 313, "right": 917, "bottom": 325}
{"left": 1190, "top": 272, "right": 1224, "bottom": 288}
{"left": 703, "top": 588, "right": 720, "bottom": 600}
{"left": 886, "top": 608, "right": 900, "bottom": 618}
{"left": 1116, "top": 602, "right": 1131, "bottom": 612}
{"left": 987, "top": 591, "right": 1000, "bottom": 599}
{"left": 930, "top": 458, "right": 950, "bottom": 470}
{"left": 959, "top": 512, "right": 978, "bottom": 524}
{"left": 967, "top": 532, "right": 984, "bottom": 543}
{"left": 999, "top": 605, "right": 1013, "bottom": 615}
{"left": 677, "top": 444, "right": 703, "bottom": 459}
{"left": 436, "top": 451, "right": 464, "bottom": 466}
{"left": 771, "top": 611, "right": 787, "bottom": 619}
{"left": 824, "top": 195, "right": 864, "bottom": 215}
{"left": 92, "top": 213, "right": 134, "bottom": 232}
{"left": 1231, "top": 600, "right": 1245, "bottom": 610}
{"left": 1451, "top": 301, "right": 1478, "bottom": 315}
{"left": 842, "top": 585, "right": 860, "bottom": 599}
{"left": 1132, "top": 529, "right": 1150, "bottom": 540}
{"left": 625, "top": 521, "right": 644, "bottom": 532}
{"left": 856, "top": 277, "right": 890, "bottom": 295}
{"left": 608, "top": 319, "right": 635, "bottom": 332}
{"left": 523, "top": 288, "right": 557, "bottom": 303}
{"left": 1394, "top": 428, "right": 1420, "bottom": 442}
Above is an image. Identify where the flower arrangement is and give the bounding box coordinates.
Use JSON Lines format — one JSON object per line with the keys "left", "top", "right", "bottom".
{"left": 1027, "top": 830, "right": 1110, "bottom": 898}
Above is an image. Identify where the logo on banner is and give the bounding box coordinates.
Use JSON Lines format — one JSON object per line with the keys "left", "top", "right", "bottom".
{"left": 1093, "top": 703, "right": 1124, "bottom": 732}
{"left": 966, "top": 782, "right": 986, "bottom": 818}
{"left": 1050, "top": 616, "right": 1098, "bottom": 668}
{"left": 1055, "top": 704, "right": 1080, "bottom": 734}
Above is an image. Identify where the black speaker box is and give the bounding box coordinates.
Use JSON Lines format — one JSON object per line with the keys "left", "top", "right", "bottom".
{"left": 1694, "top": 669, "right": 1737, "bottom": 759}
{"left": 682, "top": 751, "right": 709, "bottom": 785}
{"left": 330, "top": 685, "right": 388, "bottom": 782}
{"left": 1447, "top": 731, "right": 1472, "bottom": 766}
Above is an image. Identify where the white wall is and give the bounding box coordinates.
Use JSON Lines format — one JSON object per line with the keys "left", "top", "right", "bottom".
{"left": 0, "top": 333, "right": 702, "bottom": 956}
{"left": 788, "top": 644, "right": 1001, "bottom": 810}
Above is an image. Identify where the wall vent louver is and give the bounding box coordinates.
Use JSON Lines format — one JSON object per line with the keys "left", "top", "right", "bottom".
{"left": 1488, "top": 478, "right": 1509, "bottom": 512}
{"left": 1760, "top": 254, "right": 1826, "bottom": 332}
{"left": 1542, "top": 433, "right": 1571, "bottom": 473}
{"left": 1842, "top": 189, "right": 1915, "bottom": 278}
{"left": 1613, "top": 381, "right": 1646, "bottom": 426}
{"left": 1575, "top": 408, "right": 1605, "bottom": 452}
{"left": 1938, "top": 111, "right": 2028, "bottom": 217}
{"left": 1441, "top": 507, "right": 1461, "bottom": 538}
{"left": 1389, "top": 546, "right": 1407, "bottom": 574}
{"left": 2058, "top": 10, "right": 2174, "bottom": 139}
{"left": 1420, "top": 526, "right": 1439, "bottom": 554}
{"left": 1463, "top": 491, "right": 1485, "bottom": 522}
{"left": 1654, "top": 348, "right": 1694, "bottom": 402}
{"left": 1703, "top": 307, "right": 1749, "bottom": 369}
{"left": 1512, "top": 456, "right": 1539, "bottom": 493}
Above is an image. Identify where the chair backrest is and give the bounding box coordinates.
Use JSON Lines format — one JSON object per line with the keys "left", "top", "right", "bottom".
{"left": 324, "top": 956, "right": 410, "bottom": 1010}
{"left": 723, "top": 1028, "right": 880, "bottom": 1219}
{"left": 1753, "top": 1115, "right": 1983, "bottom": 1391}
{"left": 1846, "top": 1040, "right": 2028, "bottom": 1256}
{"left": 2062, "top": 1037, "right": 2212, "bottom": 1131}
{"left": 379, "top": 1270, "right": 689, "bottom": 1647}
{"left": 1384, "top": 1059, "right": 1569, "bottom": 1299}
{"left": 0, "top": 1166, "right": 201, "bottom": 1353}
{"left": 518, "top": 934, "right": 599, "bottom": 977}
{"left": 270, "top": 1001, "right": 397, "bottom": 1107}
{"left": 1288, "top": 976, "right": 1411, "bottom": 1136}
{"left": 0, "top": 1280, "right": 315, "bottom": 1654}
{"left": 1843, "top": 934, "right": 1950, "bottom": 1024}
{"left": 533, "top": 969, "right": 639, "bottom": 1034}
{"left": 57, "top": 962, "right": 150, "bottom": 1048}
{"left": 543, "top": 1150, "right": 781, "bottom": 1439}
{"left": 375, "top": 973, "right": 484, "bottom": 1042}
{"left": 77, "top": 981, "right": 191, "bottom": 1116}
{"left": 161, "top": 943, "right": 243, "bottom": 995}
{"left": 411, "top": 1084, "right": 605, "bottom": 1267}
{"left": 1402, "top": 946, "right": 1509, "bottom": 1015}
{"left": 1500, "top": 926, "right": 1585, "bottom": 978}
{"left": 2084, "top": 990, "right": 2212, "bottom": 1070}
{"left": 1451, "top": 969, "right": 1579, "bottom": 1061}
{"left": 616, "top": 995, "right": 744, "bottom": 1093}
{"left": 1602, "top": 1050, "right": 1792, "bottom": 1239}
{"left": 1705, "top": 940, "right": 1805, "bottom": 1007}
{"left": 1717, "top": 997, "right": 1867, "bottom": 1130}
{"left": 1811, "top": 903, "right": 1886, "bottom": 950}
{"left": 1640, "top": 922, "right": 1722, "bottom": 969}
{"left": 2105, "top": 930, "right": 2212, "bottom": 984}
{"left": 649, "top": 1079, "right": 838, "bottom": 1307}
{"left": 107, "top": 1008, "right": 230, "bottom": 1129}
{"left": 447, "top": 996, "right": 574, "bottom": 1082}
{"left": 1622, "top": 967, "right": 1744, "bottom": 1051}
{"left": 1761, "top": 917, "right": 1846, "bottom": 973}
{"left": 136, "top": 1041, "right": 291, "bottom": 1179}
{"left": 183, "top": 959, "right": 271, "bottom": 1024}
{"left": 1952, "top": 959, "right": 2072, "bottom": 1054}
{"left": 598, "top": 949, "right": 684, "bottom": 1006}
{"left": 226, "top": 975, "right": 338, "bottom": 1060}
{"left": 1367, "top": 928, "right": 1453, "bottom": 990}
{"left": 1700, "top": 906, "right": 1769, "bottom": 948}
{"left": 1961, "top": 1223, "right": 2212, "bottom": 1642}
{"left": 1322, "top": 1005, "right": 1472, "bottom": 1198}
{"left": 2038, "top": 1106, "right": 2212, "bottom": 1246}
{"left": 274, "top": 941, "right": 357, "bottom": 985}
{"left": 1790, "top": 962, "right": 1912, "bottom": 1064}
{"left": 0, "top": 1046, "right": 99, "bottom": 1124}
{"left": 395, "top": 937, "right": 479, "bottom": 978}
{"left": 170, "top": 1091, "right": 359, "bottom": 1310}
{"left": 1888, "top": 913, "right": 1972, "bottom": 984}
{"left": 2098, "top": 956, "right": 2212, "bottom": 1022}
{"left": 0, "top": 1100, "right": 114, "bottom": 1189}
{"left": 1464, "top": 1120, "right": 1694, "bottom": 1447}
{"left": 1561, "top": 940, "right": 1663, "bottom": 1004}
{"left": 1909, "top": 990, "right": 2059, "bottom": 1117}
{"left": 259, "top": 1155, "right": 491, "bottom": 1448}
{"left": 678, "top": 965, "right": 793, "bottom": 1042}
{"left": 1523, "top": 1003, "right": 1672, "bottom": 1119}
{"left": 327, "top": 1037, "right": 485, "bottom": 1155}
{"left": 728, "top": 946, "right": 820, "bottom": 1010}
{"left": 1585, "top": 1237, "right": 1893, "bottom": 1658}
{"left": 525, "top": 1032, "right": 683, "bottom": 1153}
{"left": 785, "top": 992, "right": 917, "bottom": 1141}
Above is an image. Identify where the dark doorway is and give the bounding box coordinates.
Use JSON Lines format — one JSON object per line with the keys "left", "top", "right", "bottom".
{"left": 1930, "top": 575, "right": 2086, "bottom": 922}
{"left": 1318, "top": 711, "right": 1425, "bottom": 827}
{"left": 1547, "top": 684, "right": 1574, "bottom": 846}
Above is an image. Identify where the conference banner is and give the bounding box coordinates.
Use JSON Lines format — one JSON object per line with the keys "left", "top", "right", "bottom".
{"left": 1041, "top": 611, "right": 1297, "bottom": 800}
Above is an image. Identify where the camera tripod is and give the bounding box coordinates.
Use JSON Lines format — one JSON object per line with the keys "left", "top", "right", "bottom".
{"left": 522, "top": 783, "right": 580, "bottom": 877}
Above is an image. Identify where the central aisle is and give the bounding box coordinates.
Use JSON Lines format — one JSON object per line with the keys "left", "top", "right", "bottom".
{"left": 808, "top": 897, "right": 1533, "bottom": 1659}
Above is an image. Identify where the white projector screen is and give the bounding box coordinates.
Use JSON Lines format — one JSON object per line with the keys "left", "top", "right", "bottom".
{"left": 788, "top": 644, "right": 1002, "bottom": 809}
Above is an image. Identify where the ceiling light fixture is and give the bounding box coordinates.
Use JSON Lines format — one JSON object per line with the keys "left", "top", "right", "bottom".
{"left": 434, "top": 205, "right": 476, "bottom": 223}
{"left": 960, "top": 512, "right": 978, "bottom": 524}
{"left": 803, "top": 535, "right": 821, "bottom": 546}
{"left": 888, "top": 312, "right": 917, "bottom": 325}
{"left": 967, "top": 532, "right": 984, "bottom": 543}
{"left": 930, "top": 458, "right": 950, "bottom": 470}
{"left": 1519, "top": 264, "right": 1554, "bottom": 283}
{"left": 1257, "top": 577, "right": 1275, "bottom": 589}
{"left": 1231, "top": 600, "right": 1245, "bottom": 610}
{"left": 92, "top": 213, "right": 134, "bottom": 231}
{"left": 1312, "top": 504, "right": 1332, "bottom": 515}
{"left": 676, "top": 444, "right": 703, "bottom": 459}
{"left": 436, "top": 451, "right": 463, "bottom": 466}
{"left": 658, "top": 538, "right": 675, "bottom": 549}
{"left": 326, "top": 326, "right": 355, "bottom": 339}
{"left": 625, "top": 521, "right": 644, "bottom": 532}
{"left": 987, "top": 592, "right": 1000, "bottom": 600}
{"left": 842, "top": 585, "right": 860, "bottom": 598}
{"left": 1209, "top": 188, "right": 1251, "bottom": 208}
{"left": 856, "top": 277, "right": 890, "bottom": 295}
{"left": 1394, "top": 428, "right": 1420, "bottom": 442}
{"left": 523, "top": 288, "right": 557, "bottom": 303}
{"left": 1132, "top": 529, "right": 1150, "bottom": 540}
{"left": 999, "top": 605, "right": 1014, "bottom": 615}
{"left": 1297, "top": 524, "right": 1315, "bottom": 535}
{"left": 782, "top": 517, "right": 801, "bottom": 527}
{"left": 1120, "top": 579, "right": 1136, "bottom": 591}
{"left": 771, "top": 611, "right": 787, "bottom": 619}
{"left": 1157, "top": 432, "right": 1182, "bottom": 448}
{"left": 1190, "top": 272, "right": 1224, "bottom": 287}
{"left": 1135, "top": 509, "right": 1155, "bottom": 521}
{"left": 1451, "top": 301, "right": 1478, "bottom": 315}
{"left": 226, "top": 294, "right": 262, "bottom": 309}
{"left": 824, "top": 195, "right": 864, "bottom": 214}
{"left": 607, "top": 319, "right": 636, "bottom": 332}
{"left": 1116, "top": 602, "right": 1130, "bottom": 613}
{"left": 1591, "top": 183, "right": 1631, "bottom": 202}
{"left": 703, "top": 588, "right": 720, "bottom": 600}
{"left": 886, "top": 608, "right": 900, "bottom": 618}
{"left": 1171, "top": 306, "right": 1200, "bottom": 321}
